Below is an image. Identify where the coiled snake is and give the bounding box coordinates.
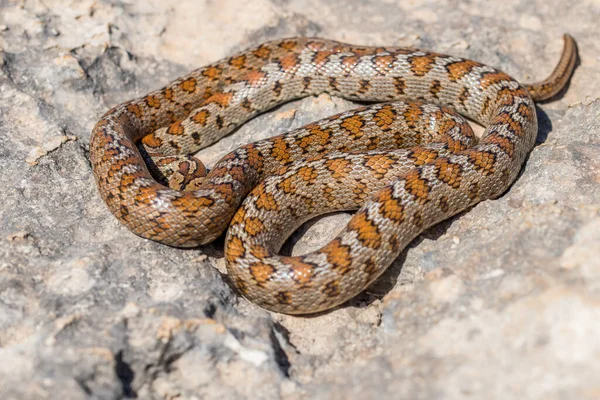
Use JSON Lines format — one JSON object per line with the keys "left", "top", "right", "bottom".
{"left": 90, "top": 35, "right": 577, "bottom": 314}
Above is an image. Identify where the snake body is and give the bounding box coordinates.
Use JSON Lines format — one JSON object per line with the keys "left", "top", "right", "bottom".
{"left": 90, "top": 35, "right": 577, "bottom": 314}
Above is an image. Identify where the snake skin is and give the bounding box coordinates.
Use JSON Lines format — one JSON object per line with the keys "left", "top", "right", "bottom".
{"left": 90, "top": 35, "right": 577, "bottom": 314}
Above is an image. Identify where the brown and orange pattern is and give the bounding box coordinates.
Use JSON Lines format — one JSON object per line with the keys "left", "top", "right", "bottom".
{"left": 90, "top": 35, "right": 577, "bottom": 314}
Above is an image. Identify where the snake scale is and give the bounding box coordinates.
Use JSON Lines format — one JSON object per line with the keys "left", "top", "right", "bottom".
{"left": 90, "top": 35, "right": 577, "bottom": 314}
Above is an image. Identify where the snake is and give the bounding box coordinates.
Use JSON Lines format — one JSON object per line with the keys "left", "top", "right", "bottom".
{"left": 90, "top": 35, "right": 577, "bottom": 314}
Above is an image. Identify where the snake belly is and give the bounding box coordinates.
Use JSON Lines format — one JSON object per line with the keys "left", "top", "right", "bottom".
{"left": 90, "top": 35, "right": 577, "bottom": 314}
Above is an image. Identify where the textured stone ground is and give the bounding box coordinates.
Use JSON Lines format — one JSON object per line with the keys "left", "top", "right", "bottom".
{"left": 1, "top": 0, "right": 599, "bottom": 399}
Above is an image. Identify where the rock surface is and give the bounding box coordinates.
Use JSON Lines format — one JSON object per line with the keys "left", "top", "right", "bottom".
{"left": 1, "top": 0, "right": 599, "bottom": 399}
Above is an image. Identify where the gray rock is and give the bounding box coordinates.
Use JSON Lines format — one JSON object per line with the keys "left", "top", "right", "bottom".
{"left": 0, "top": 0, "right": 598, "bottom": 399}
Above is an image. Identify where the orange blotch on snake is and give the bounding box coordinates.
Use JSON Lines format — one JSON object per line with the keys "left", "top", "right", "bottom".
{"left": 127, "top": 104, "right": 143, "bottom": 118}
{"left": 437, "top": 117, "right": 457, "bottom": 135}
{"left": 155, "top": 216, "right": 172, "bottom": 231}
{"left": 249, "top": 244, "right": 271, "bottom": 258}
{"left": 244, "top": 217, "right": 265, "bottom": 236}
{"left": 366, "top": 154, "right": 396, "bottom": 178}
{"left": 134, "top": 186, "right": 159, "bottom": 206}
{"left": 169, "top": 196, "right": 214, "bottom": 213}
{"left": 231, "top": 208, "right": 246, "bottom": 226}
{"left": 179, "top": 77, "right": 197, "bottom": 93}
{"left": 445, "top": 59, "right": 480, "bottom": 81}
{"left": 192, "top": 110, "right": 210, "bottom": 126}
{"left": 297, "top": 166, "right": 318, "bottom": 183}
{"left": 494, "top": 111, "right": 524, "bottom": 136}
{"left": 466, "top": 149, "right": 497, "bottom": 175}
{"left": 306, "top": 40, "right": 328, "bottom": 51}
{"left": 229, "top": 55, "right": 247, "bottom": 69}
{"left": 205, "top": 92, "right": 233, "bottom": 108}
{"left": 249, "top": 262, "right": 275, "bottom": 285}
{"left": 119, "top": 172, "right": 137, "bottom": 189}
{"left": 282, "top": 258, "right": 315, "bottom": 285}
{"left": 374, "top": 55, "right": 395, "bottom": 71}
{"left": 403, "top": 169, "right": 431, "bottom": 204}
{"left": 245, "top": 144, "right": 264, "bottom": 170}
{"left": 254, "top": 185, "right": 279, "bottom": 211}
{"left": 487, "top": 134, "right": 515, "bottom": 157}
{"left": 340, "top": 115, "right": 365, "bottom": 138}
{"left": 252, "top": 45, "right": 272, "bottom": 59}
{"left": 409, "top": 148, "right": 439, "bottom": 165}
{"left": 270, "top": 137, "right": 292, "bottom": 164}
{"left": 226, "top": 165, "right": 246, "bottom": 182}
{"left": 408, "top": 54, "right": 436, "bottom": 77}
{"left": 347, "top": 211, "right": 382, "bottom": 249}
{"left": 434, "top": 157, "right": 464, "bottom": 189}
{"left": 313, "top": 51, "right": 334, "bottom": 66}
{"left": 376, "top": 186, "right": 406, "bottom": 223}
{"left": 372, "top": 104, "right": 397, "bottom": 131}
{"left": 144, "top": 95, "right": 161, "bottom": 109}
{"left": 213, "top": 182, "right": 235, "bottom": 199}
{"left": 279, "top": 40, "right": 297, "bottom": 51}
{"left": 479, "top": 71, "right": 513, "bottom": 89}
{"left": 445, "top": 136, "right": 470, "bottom": 153}
{"left": 163, "top": 88, "right": 174, "bottom": 101}
{"left": 341, "top": 55, "right": 360, "bottom": 70}
{"left": 277, "top": 176, "right": 297, "bottom": 194}
{"left": 517, "top": 103, "right": 534, "bottom": 119}
{"left": 298, "top": 125, "right": 331, "bottom": 149}
{"left": 279, "top": 53, "right": 299, "bottom": 71}
{"left": 403, "top": 103, "right": 424, "bottom": 129}
{"left": 202, "top": 67, "right": 222, "bottom": 81}
{"left": 167, "top": 121, "right": 185, "bottom": 135}
{"left": 321, "top": 239, "right": 352, "bottom": 274}
{"left": 142, "top": 133, "right": 163, "bottom": 149}
{"left": 225, "top": 235, "right": 246, "bottom": 263}
{"left": 243, "top": 70, "right": 267, "bottom": 86}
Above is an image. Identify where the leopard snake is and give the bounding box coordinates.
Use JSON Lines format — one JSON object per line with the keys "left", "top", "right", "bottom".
{"left": 90, "top": 35, "right": 577, "bottom": 314}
